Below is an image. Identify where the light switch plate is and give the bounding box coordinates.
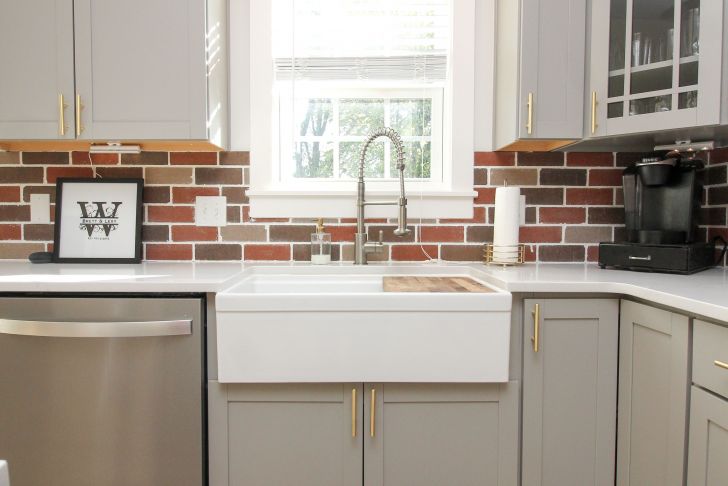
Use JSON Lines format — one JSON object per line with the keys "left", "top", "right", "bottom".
{"left": 30, "top": 193, "right": 51, "bottom": 223}
{"left": 195, "top": 196, "right": 227, "bottom": 227}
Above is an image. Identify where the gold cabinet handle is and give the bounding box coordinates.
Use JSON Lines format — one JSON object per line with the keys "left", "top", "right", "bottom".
{"left": 526, "top": 92, "right": 534, "bottom": 135}
{"left": 531, "top": 303, "right": 540, "bottom": 353}
{"left": 715, "top": 360, "right": 728, "bottom": 370}
{"left": 591, "top": 91, "right": 598, "bottom": 135}
{"left": 75, "top": 93, "right": 84, "bottom": 135}
{"left": 57, "top": 94, "right": 68, "bottom": 136}
{"left": 351, "top": 388, "right": 357, "bottom": 437}
{"left": 370, "top": 388, "right": 376, "bottom": 438}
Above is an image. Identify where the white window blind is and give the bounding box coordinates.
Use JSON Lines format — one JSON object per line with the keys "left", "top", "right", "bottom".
{"left": 272, "top": 0, "right": 450, "bottom": 82}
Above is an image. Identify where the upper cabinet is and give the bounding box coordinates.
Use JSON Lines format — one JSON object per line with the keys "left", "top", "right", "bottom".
{"left": 587, "top": 0, "right": 726, "bottom": 138}
{"left": 0, "top": 0, "right": 75, "bottom": 140}
{"left": 494, "top": 0, "right": 587, "bottom": 151}
{"left": 0, "top": 0, "right": 227, "bottom": 149}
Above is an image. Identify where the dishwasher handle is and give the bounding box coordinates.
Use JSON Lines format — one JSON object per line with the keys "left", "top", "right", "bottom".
{"left": 0, "top": 319, "right": 192, "bottom": 338}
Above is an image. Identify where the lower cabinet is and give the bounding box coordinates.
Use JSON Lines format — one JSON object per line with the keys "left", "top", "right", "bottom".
{"left": 687, "top": 319, "right": 728, "bottom": 486}
{"left": 209, "top": 381, "right": 518, "bottom": 486}
{"left": 521, "top": 299, "right": 619, "bottom": 486}
{"left": 687, "top": 386, "right": 728, "bottom": 486}
{"left": 616, "top": 300, "right": 690, "bottom": 486}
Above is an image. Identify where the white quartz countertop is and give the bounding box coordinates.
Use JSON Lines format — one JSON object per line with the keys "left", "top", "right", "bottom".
{"left": 0, "top": 261, "right": 725, "bottom": 322}
{"left": 0, "top": 261, "right": 245, "bottom": 292}
{"left": 473, "top": 263, "right": 728, "bottom": 322}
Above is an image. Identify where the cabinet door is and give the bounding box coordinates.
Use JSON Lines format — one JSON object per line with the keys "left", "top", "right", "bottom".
{"left": 589, "top": 0, "right": 724, "bottom": 136}
{"left": 0, "top": 0, "right": 75, "bottom": 139}
{"left": 617, "top": 300, "right": 689, "bottom": 486}
{"left": 226, "top": 383, "right": 363, "bottom": 486}
{"left": 364, "top": 382, "right": 518, "bottom": 486}
{"left": 72, "top": 0, "right": 207, "bottom": 140}
{"left": 519, "top": 0, "right": 586, "bottom": 139}
{"left": 522, "top": 299, "right": 618, "bottom": 486}
{"left": 687, "top": 386, "right": 728, "bottom": 486}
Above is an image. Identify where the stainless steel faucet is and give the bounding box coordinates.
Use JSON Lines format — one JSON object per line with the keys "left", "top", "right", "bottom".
{"left": 354, "top": 127, "right": 411, "bottom": 264}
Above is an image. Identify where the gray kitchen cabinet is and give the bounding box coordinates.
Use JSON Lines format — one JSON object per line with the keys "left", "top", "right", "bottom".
{"left": 364, "top": 382, "right": 518, "bottom": 486}
{"left": 687, "top": 320, "right": 728, "bottom": 486}
{"left": 0, "top": 0, "right": 76, "bottom": 139}
{"left": 73, "top": 0, "right": 227, "bottom": 145}
{"left": 687, "top": 387, "right": 728, "bottom": 486}
{"left": 221, "top": 383, "right": 363, "bottom": 486}
{"left": 209, "top": 381, "right": 518, "bottom": 486}
{"left": 0, "top": 0, "right": 227, "bottom": 147}
{"left": 494, "top": 0, "right": 586, "bottom": 150}
{"left": 521, "top": 299, "right": 619, "bottom": 486}
{"left": 616, "top": 300, "right": 689, "bottom": 486}
{"left": 587, "top": 0, "right": 727, "bottom": 138}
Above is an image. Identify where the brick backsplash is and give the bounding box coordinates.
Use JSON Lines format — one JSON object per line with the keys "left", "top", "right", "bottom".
{"left": 0, "top": 149, "right": 726, "bottom": 264}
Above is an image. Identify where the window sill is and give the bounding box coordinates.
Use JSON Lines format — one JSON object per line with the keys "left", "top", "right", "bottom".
{"left": 247, "top": 189, "right": 477, "bottom": 219}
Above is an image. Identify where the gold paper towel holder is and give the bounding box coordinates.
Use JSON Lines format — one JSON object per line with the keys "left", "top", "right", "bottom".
{"left": 483, "top": 243, "right": 526, "bottom": 266}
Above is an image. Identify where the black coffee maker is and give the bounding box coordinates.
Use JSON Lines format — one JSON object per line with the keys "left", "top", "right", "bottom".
{"left": 599, "top": 152, "right": 721, "bottom": 274}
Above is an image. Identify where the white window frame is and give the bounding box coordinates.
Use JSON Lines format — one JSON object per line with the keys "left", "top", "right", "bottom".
{"left": 246, "top": 0, "right": 476, "bottom": 219}
{"left": 276, "top": 85, "right": 444, "bottom": 188}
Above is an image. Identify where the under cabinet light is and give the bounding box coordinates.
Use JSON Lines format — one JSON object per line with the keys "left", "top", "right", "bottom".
{"left": 654, "top": 140, "right": 714, "bottom": 153}
{"left": 89, "top": 142, "right": 141, "bottom": 154}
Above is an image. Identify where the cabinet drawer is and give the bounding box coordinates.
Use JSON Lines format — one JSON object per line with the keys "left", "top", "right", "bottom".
{"left": 693, "top": 320, "right": 728, "bottom": 399}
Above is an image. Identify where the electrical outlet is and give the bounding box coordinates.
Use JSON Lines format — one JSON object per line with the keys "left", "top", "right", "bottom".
{"left": 30, "top": 194, "right": 51, "bottom": 224}
{"left": 195, "top": 196, "right": 227, "bottom": 227}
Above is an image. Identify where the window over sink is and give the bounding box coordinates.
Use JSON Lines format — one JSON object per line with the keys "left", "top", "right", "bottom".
{"left": 247, "top": 0, "right": 476, "bottom": 218}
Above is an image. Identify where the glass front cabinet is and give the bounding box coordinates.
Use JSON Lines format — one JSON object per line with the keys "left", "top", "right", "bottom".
{"left": 588, "top": 0, "right": 725, "bottom": 137}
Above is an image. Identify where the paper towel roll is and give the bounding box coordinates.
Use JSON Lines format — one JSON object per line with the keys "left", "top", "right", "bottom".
{"left": 493, "top": 187, "right": 521, "bottom": 262}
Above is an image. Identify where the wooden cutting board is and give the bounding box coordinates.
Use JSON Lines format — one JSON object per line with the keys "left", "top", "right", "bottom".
{"left": 383, "top": 276, "right": 494, "bottom": 293}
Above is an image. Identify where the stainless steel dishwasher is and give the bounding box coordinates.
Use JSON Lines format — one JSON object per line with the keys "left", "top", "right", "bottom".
{"left": 0, "top": 296, "right": 205, "bottom": 486}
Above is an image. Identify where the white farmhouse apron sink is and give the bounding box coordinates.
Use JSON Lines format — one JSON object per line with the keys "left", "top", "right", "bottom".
{"left": 215, "top": 265, "right": 511, "bottom": 383}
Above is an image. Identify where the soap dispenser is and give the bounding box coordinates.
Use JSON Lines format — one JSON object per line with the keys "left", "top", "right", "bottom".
{"left": 311, "top": 218, "right": 331, "bottom": 265}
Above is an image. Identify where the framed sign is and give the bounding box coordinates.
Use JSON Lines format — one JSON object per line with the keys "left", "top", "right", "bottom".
{"left": 53, "top": 178, "right": 143, "bottom": 263}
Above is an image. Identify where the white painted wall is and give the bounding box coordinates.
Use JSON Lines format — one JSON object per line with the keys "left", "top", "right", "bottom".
{"left": 229, "top": 0, "right": 496, "bottom": 152}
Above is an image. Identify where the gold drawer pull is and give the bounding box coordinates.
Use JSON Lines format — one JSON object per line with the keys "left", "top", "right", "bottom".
{"left": 370, "top": 388, "right": 376, "bottom": 438}
{"left": 526, "top": 92, "right": 534, "bottom": 135}
{"left": 531, "top": 303, "right": 540, "bottom": 353}
{"left": 715, "top": 360, "right": 728, "bottom": 370}
{"left": 75, "top": 93, "right": 85, "bottom": 135}
{"left": 591, "top": 91, "right": 598, "bottom": 134}
{"left": 351, "top": 388, "right": 357, "bottom": 437}
{"left": 58, "top": 94, "right": 68, "bottom": 136}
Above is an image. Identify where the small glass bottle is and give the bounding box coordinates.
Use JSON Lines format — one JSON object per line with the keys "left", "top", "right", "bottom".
{"left": 311, "top": 218, "right": 331, "bottom": 265}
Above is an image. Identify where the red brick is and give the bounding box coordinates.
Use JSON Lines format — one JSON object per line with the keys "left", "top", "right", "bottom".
{"left": 566, "top": 188, "right": 613, "bottom": 205}
{"left": 0, "top": 224, "right": 21, "bottom": 240}
{"left": 539, "top": 207, "right": 586, "bottom": 224}
{"left": 587, "top": 245, "right": 600, "bottom": 262}
{"left": 172, "top": 186, "right": 219, "bottom": 203}
{"left": 170, "top": 152, "right": 218, "bottom": 165}
{"left": 195, "top": 244, "right": 242, "bottom": 260}
{"left": 566, "top": 152, "right": 614, "bottom": 167}
{"left": 171, "top": 225, "right": 218, "bottom": 241}
{"left": 474, "top": 152, "right": 515, "bottom": 167}
{"left": 391, "top": 245, "right": 439, "bottom": 261}
{"left": 0, "top": 187, "right": 20, "bottom": 202}
{"left": 519, "top": 226, "right": 562, "bottom": 243}
{"left": 538, "top": 245, "right": 585, "bottom": 262}
{"left": 328, "top": 226, "right": 357, "bottom": 242}
{"left": 420, "top": 226, "right": 464, "bottom": 242}
{"left": 440, "top": 245, "right": 484, "bottom": 261}
{"left": 244, "top": 244, "right": 291, "bottom": 261}
{"left": 588, "top": 169, "right": 623, "bottom": 186}
{"left": 147, "top": 206, "right": 195, "bottom": 223}
{"left": 145, "top": 243, "right": 193, "bottom": 260}
{"left": 475, "top": 188, "right": 496, "bottom": 204}
{"left": 0, "top": 205, "right": 30, "bottom": 222}
{"left": 47, "top": 166, "right": 94, "bottom": 183}
{"left": 440, "top": 207, "right": 486, "bottom": 224}
{"left": 71, "top": 151, "right": 119, "bottom": 165}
